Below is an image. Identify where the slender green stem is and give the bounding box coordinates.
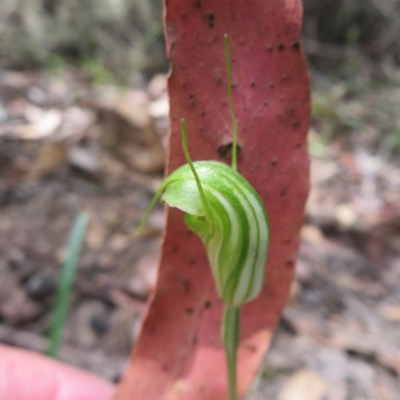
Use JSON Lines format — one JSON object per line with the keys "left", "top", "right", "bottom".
{"left": 47, "top": 212, "right": 89, "bottom": 358}
{"left": 222, "top": 304, "right": 240, "bottom": 400}
{"left": 224, "top": 33, "right": 238, "bottom": 172}
{"left": 181, "top": 119, "right": 212, "bottom": 222}
{"left": 136, "top": 182, "right": 167, "bottom": 235}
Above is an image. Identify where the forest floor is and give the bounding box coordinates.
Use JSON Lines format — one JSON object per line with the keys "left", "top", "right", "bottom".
{"left": 0, "top": 64, "right": 399, "bottom": 400}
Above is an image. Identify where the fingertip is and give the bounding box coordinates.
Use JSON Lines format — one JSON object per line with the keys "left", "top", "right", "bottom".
{"left": 0, "top": 345, "right": 115, "bottom": 400}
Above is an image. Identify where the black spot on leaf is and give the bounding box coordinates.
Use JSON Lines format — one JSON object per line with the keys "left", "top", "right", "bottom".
{"left": 218, "top": 142, "right": 242, "bottom": 161}
{"left": 205, "top": 13, "right": 215, "bottom": 28}
{"left": 292, "top": 42, "right": 300, "bottom": 51}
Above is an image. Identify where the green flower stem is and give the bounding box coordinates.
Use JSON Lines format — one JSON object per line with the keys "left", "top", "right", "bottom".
{"left": 181, "top": 119, "right": 212, "bottom": 222}
{"left": 222, "top": 304, "right": 241, "bottom": 400}
{"left": 224, "top": 33, "right": 238, "bottom": 172}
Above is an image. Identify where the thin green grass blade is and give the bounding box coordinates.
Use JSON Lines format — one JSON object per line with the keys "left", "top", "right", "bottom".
{"left": 47, "top": 211, "right": 89, "bottom": 358}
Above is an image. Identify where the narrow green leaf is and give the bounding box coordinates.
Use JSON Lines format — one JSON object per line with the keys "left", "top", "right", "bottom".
{"left": 47, "top": 211, "right": 89, "bottom": 358}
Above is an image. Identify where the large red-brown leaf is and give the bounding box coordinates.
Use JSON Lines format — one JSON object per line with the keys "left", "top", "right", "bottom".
{"left": 114, "top": 0, "right": 310, "bottom": 399}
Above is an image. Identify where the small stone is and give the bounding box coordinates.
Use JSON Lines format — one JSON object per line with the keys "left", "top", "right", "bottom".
{"left": 101, "top": 307, "right": 137, "bottom": 355}
{"left": 277, "top": 369, "right": 327, "bottom": 400}
{"left": 108, "top": 233, "right": 131, "bottom": 252}
{"left": 90, "top": 311, "right": 111, "bottom": 335}
{"left": 68, "top": 301, "right": 109, "bottom": 348}
{"left": 126, "top": 254, "right": 159, "bottom": 298}
{"left": 0, "top": 269, "right": 41, "bottom": 324}
{"left": 24, "top": 273, "right": 57, "bottom": 298}
{"left": 86, "top": 220, "right": 108, "bottom": 250}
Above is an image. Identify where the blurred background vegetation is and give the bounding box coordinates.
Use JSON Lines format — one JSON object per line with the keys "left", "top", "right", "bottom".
{"left": 2, "top": 0, "right": 400, "bottom": 83}
{"left": 0, "top": 0, "right": 165, "bottom": 82}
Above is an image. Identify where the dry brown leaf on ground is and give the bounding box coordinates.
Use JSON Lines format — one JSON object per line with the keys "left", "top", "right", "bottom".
{"left": 87, "top": 87, "right": 165, "bottom": 174}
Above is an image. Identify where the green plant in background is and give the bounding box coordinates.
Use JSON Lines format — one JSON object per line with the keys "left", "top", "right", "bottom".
{"left": 82, "top": 57, "right": 115, "bottom": 85}
{"left": 47, "top": 212, "right": 89, "bottom": 359}
{"left": 311, "top": 78, "right": 400, "bottom": 163}
{"left": 47, "top": 54, "right": 67, "bottom": 77}
{"left": 137, "top": 35, "right": 270, "bottom": 400}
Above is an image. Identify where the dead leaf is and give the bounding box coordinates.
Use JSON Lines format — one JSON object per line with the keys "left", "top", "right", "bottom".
{"left": 27, "top": 142, "right": 68, "bottom": 178}
{"left": 68, "top": 146, "right": 99, "bottom": 174}
{"left": 59, "top": 107, "right": 96, "bottom": 139}
{"left": 301, "top": 225, "right": 324, "bottom": 244}
{"left": 12, "top": 108, "right": 62, "bottom": 140}
{"left": 277, "top": 370, "right": 327, "bottom": 400}
{"left": 148, "top": 74, "right": 168, "bottom": 99}
{"left": 378, "top": 304, "right": 400, "bottom": 322}
{"left": 92, "top": 87, "right": 165, "bottom": 173}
